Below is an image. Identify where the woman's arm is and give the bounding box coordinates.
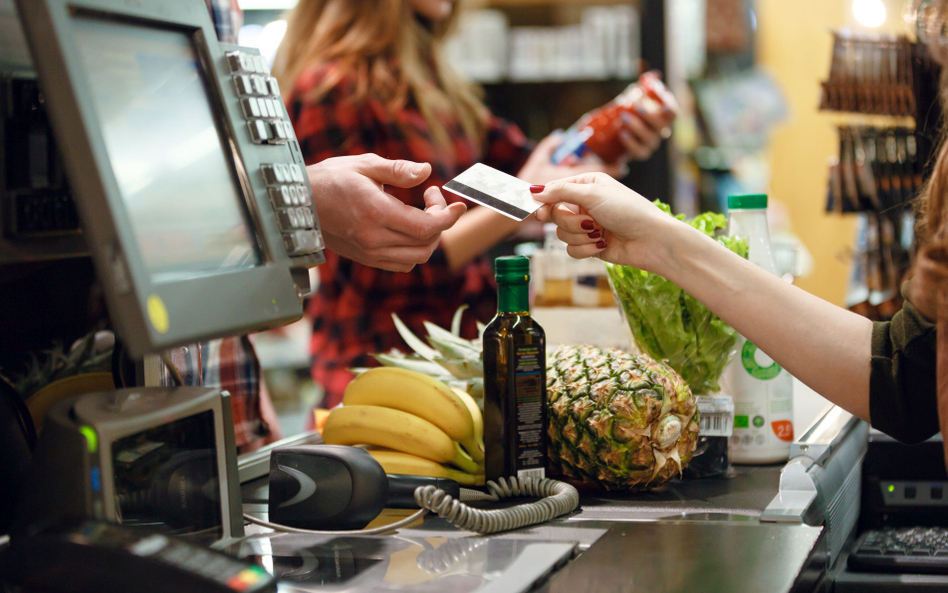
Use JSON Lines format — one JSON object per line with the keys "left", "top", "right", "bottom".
{"left": 660, "top": 219, "right": 873, "bottom": 420}
{"left": 533, "top": 173, "right": 874, "bottom": 422}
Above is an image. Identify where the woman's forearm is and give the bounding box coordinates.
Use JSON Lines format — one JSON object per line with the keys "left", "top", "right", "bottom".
{"left": 440, "top": 207, "right": 520, "bottom": 272}
{"left": 656, "top": 221, "right": 874, "bottom": 421}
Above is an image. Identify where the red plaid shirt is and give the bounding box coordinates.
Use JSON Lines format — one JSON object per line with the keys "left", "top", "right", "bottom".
{"left": 287, "top": 64, "right": 534, "bottom": 409}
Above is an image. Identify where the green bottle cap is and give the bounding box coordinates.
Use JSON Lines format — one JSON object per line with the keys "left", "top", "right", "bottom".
{"left": 728, "top": 194, "right": 768, "bottom": 209}
{"left": 494, "top": 255, "right": 530, "bottom": 285}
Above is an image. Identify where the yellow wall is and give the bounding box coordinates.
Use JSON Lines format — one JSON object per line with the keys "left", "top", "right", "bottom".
{"left": 756, "top": 0, "right": 910, "bottom": 305}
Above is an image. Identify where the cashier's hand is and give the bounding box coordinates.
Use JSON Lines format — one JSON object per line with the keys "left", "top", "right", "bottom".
{"left": 307, "top": 155, "right": 466, "bottom": 273}
{"left": 532, "top": 172, "right": 679, "bottom": 273}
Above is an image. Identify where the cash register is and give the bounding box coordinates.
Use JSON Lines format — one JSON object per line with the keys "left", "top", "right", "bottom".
{"left": 0, "top": 0, "right": 328, "bottom": 590}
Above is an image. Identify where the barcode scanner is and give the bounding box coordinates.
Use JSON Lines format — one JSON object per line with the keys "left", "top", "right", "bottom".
{"left": 267, "top": 445, "right": 460, "bottom": 530}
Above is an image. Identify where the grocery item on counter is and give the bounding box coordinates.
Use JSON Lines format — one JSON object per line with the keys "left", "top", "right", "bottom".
{"left": 321, "top": 404, "right": 482, "bottom": 474}
{"left": 354, "top": 304, "right": 701, "bottom": 491}
{"left": 547, "top": 345, "right": 699, "bottom": 490}
{"left": 483, "top": 256, "right": 548, "bottom": 483}
{"left": 552, "top": 71, "right": 678, "bottom": 165}
{"left": 723, "top": 194, "right": 793, "bottom": 464}
{"left": 607, "top": 201, "right": 748, "bottom": 395}
{"left": 363, "top": 447, "right": 484, "bottom": 486}
{"left": 343, "top": 367, "right": 483, "bottom": 462}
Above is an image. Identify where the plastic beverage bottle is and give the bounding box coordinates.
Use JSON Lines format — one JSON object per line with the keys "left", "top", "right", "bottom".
{"left": 723, "top": 194, "right": 794, "bottom": 464}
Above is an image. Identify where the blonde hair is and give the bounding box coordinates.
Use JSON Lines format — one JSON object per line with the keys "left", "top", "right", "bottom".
{"left": 272, "top": 0, "right": 488, "bottom": 150}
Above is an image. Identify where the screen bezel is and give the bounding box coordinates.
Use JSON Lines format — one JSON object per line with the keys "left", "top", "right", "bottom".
{"left": 14, "top": 0, "right": 302, "bottom": 356}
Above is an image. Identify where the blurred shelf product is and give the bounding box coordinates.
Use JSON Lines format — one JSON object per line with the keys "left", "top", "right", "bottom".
{"left": 444, "top": 5, "right": 639, "bottom": 83}
{"left": 819, "top": 32, "right": 916, "bottom": 117}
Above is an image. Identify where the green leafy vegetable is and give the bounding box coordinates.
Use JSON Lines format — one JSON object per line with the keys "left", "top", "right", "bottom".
{"left": 607, "top": 201, "right": 748, "bottom": 394}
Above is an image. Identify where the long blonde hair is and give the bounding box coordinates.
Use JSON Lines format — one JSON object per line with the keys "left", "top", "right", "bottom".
{"left": 272, "top": 0, "right": 488, "bottom": 150}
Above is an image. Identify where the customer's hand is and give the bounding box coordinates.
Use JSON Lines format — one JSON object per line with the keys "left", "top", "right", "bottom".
{"left": 517, "top": 133, "right": 624, "bottom": 185}
{"left": 307, "top": 154, "right": 466, "bottom": 272}
{"left": 532, "top": 172, "right": 679, "bottom": 273}
{"left": 615, "top": 106, "right": 673, "bottom": 162}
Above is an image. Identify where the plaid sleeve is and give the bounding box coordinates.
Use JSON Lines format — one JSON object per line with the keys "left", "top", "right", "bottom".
{"left": 201, "top": 336, "right": 267, "bottom": 450}
{"left": 481, "top": 115, "right": 535, "bottom": 178}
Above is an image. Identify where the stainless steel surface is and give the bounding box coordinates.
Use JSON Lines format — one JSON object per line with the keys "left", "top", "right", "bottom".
{"left": 761, "top": 405, "right": 867, "bottom": 570}
{"left": 545, "top": 521, "right": 824, "bottom": 593}
{"left": 229, "top": 532, "right": 576, "bottom": 592}
{"left": 792, "top": 405, "right": 860, "bottom": 465}
{"left": 238, "top": 429, "right": 324, "bottom": 483}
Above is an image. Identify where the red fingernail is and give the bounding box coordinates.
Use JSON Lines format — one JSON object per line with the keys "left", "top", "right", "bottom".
{"left": 588, "top": 230, "right": 602, "bottom": 239}
{"left": 581, "top": 220, "right": 595, "bottom": 230}
{"left": 529, "top": 185, "right": 545, "bottom": 194}
{"left": 596, "top": 240, "right": 608, "bottom": 249}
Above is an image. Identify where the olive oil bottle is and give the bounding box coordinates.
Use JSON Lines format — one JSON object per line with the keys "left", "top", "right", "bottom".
{"left": 483, "top": 256, "right": 547, "bottom": 482}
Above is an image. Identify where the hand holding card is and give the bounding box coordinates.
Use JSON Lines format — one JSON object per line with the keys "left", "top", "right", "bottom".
{"left": 443, "top": 163, "right": 543, "bottom": 221}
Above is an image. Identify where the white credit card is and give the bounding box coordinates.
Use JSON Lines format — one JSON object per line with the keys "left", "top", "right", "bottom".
{"left": 443, "top": 163, "right": 541, "bottom": 221}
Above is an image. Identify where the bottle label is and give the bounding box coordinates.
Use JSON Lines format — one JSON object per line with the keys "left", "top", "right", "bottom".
{"left": 741, "top": 341, "right": 783, "bottom": 380}
{"left": 696, "top": 395, "right": 734, "bottom": 437}
{"left": 514, "top": 345, "right": 546, "bottom": 476}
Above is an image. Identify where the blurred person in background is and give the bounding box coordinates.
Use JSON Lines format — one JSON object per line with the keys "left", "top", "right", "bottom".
{"left": 273, "top": 0, "right": 674, "bottom": 410}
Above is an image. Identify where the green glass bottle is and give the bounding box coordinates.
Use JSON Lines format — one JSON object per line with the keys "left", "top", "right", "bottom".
{"left": 483, "top": 256, "right": 547, "bottom": 482}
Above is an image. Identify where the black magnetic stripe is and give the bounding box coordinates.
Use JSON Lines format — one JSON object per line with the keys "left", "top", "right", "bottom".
{"left": 443, "top": 180, "right": 530, "bottom": 220}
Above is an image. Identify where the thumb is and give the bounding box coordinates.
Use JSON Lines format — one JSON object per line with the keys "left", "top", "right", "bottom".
{"left": 355, "top": 154, "right": 432, "bottom": 188}
{"left": 532, "top": 131, "right": 564, "bottom": 159}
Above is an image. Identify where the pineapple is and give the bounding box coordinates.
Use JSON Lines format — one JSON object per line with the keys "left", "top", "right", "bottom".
{"left": 546, "top": 345, "right": 699, "bottom": 490}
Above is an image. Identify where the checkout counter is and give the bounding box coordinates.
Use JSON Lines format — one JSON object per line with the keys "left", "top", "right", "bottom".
{"left": 0, "top": 0, "right": 946, "bottom": 591}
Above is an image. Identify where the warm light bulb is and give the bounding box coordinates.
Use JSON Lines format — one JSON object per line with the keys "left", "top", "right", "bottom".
{"left": 853, "top": 0, "right": 887, "bottom": 28}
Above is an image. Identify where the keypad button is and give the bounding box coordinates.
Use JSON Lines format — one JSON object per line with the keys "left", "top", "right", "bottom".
{"left": 298, "top": 186, "right": 311, "bottom": 206}
{"left": 240, "top": 98, "right": 261, "bottom": 119}
{"left": 277, "top": 164, "right": 292, "bottom": 183}
{"left": 261, "top": 165, "right": 279, "bottom": 185}
{"left": 269, "top": 122, "right": 288, "bottom": 143}
{"left": 240, "top": 53, "right": 256, "bottom": 73}
{"left": 252, "top": 75, "right": 269, "bottom": 96}
{"left": 303, "top": 207, "right": 315, "bottom": 228}
{"left": 281, "top": 187, "right": 294, "bottom": 206}
{"left": 253, "top": 55, "right": 268, "bottom": 74}
{"left": 282, "top": 233, "right": 297, "bottom": 254}
{"left": 268, "top": 77, "right": 281, "bottom": 97}
{"left": 235, "top": 75, "right": 254, "bottom": 96}
{"left": 270, "top": 99, "right": 283, "bottom": 118}
{"left": 226, "top": 52, "right": 244, "bottom": 74}
{"left": 248, "top": 120, "right": 270, "bottom": 144}
{"left": 268, "top": 188, "right": 284, "bottom": 208}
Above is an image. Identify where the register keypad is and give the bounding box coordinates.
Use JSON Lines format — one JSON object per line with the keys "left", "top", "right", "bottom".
{"left": 261, "top": 162, "right": 322, "bottom": 256}
{"left": 226, "top": 50, "right": 289, "bottom": 146}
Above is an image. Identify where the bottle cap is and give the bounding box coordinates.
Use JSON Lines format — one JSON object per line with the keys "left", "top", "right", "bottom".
{"left": 494, "top": 255, "right": 530, "bottom": 284}
{"left": 728, "top": 194, "right": 768, "bottom": 210}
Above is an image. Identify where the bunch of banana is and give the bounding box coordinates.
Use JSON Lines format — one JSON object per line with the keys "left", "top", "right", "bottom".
{"left": 322, "top": 367, "right": 485, "bottom": 483}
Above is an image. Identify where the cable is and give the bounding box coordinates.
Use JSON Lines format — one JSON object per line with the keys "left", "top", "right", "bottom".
{"left": 243, "top": 509, "right": 428, "bottom": 536}
{"left": 244, "top": 476, "right": 580, "bottom": 537}
{"left": 416, "top": 476, "right": 580, "bottom": 535}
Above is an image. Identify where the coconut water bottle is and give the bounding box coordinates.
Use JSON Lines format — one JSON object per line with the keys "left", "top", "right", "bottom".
{"left": 724, "top": 194, "right": 794, "bottom": 464}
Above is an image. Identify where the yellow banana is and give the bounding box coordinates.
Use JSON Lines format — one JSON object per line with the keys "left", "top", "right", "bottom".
{"left": 323, "top": 405, "right": 480, "bottom": 473}
{"left": 343, "top": 367, "right": 483, "bottom": 462}
{"left": 365, "top": 448, "right": 484, "bottom": 486}
{"left": 452, "top": 388, "right": 483, "bottom": 450}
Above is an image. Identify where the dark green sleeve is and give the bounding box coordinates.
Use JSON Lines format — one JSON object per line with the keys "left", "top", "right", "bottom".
{"left": 869, "top": 295, "right": 938, "bottom": 444}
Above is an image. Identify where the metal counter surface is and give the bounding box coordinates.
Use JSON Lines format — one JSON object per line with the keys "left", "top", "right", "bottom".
{"left": 241, "top": 464, "right": 825, "bottom": 592}
{"left": 243, "top": 464, "right": 785, "bottom": 549}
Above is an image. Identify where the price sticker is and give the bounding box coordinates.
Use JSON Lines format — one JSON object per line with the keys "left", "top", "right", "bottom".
{"left": 697, "top": 395, "right": 734, "bottom": 438}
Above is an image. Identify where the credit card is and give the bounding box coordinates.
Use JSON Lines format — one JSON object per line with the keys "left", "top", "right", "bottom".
{"left": 443, "top": 163, "right": 540, "bottom": 221}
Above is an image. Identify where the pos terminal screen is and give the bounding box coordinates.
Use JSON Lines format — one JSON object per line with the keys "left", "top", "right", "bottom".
{"left": 70, "top": 15, "right": 260, "bottom": 283}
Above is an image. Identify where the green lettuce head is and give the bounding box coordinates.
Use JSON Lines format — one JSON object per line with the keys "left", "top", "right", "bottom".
{"left": 606, "top": 201, "right": 748, "bottom": 395}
